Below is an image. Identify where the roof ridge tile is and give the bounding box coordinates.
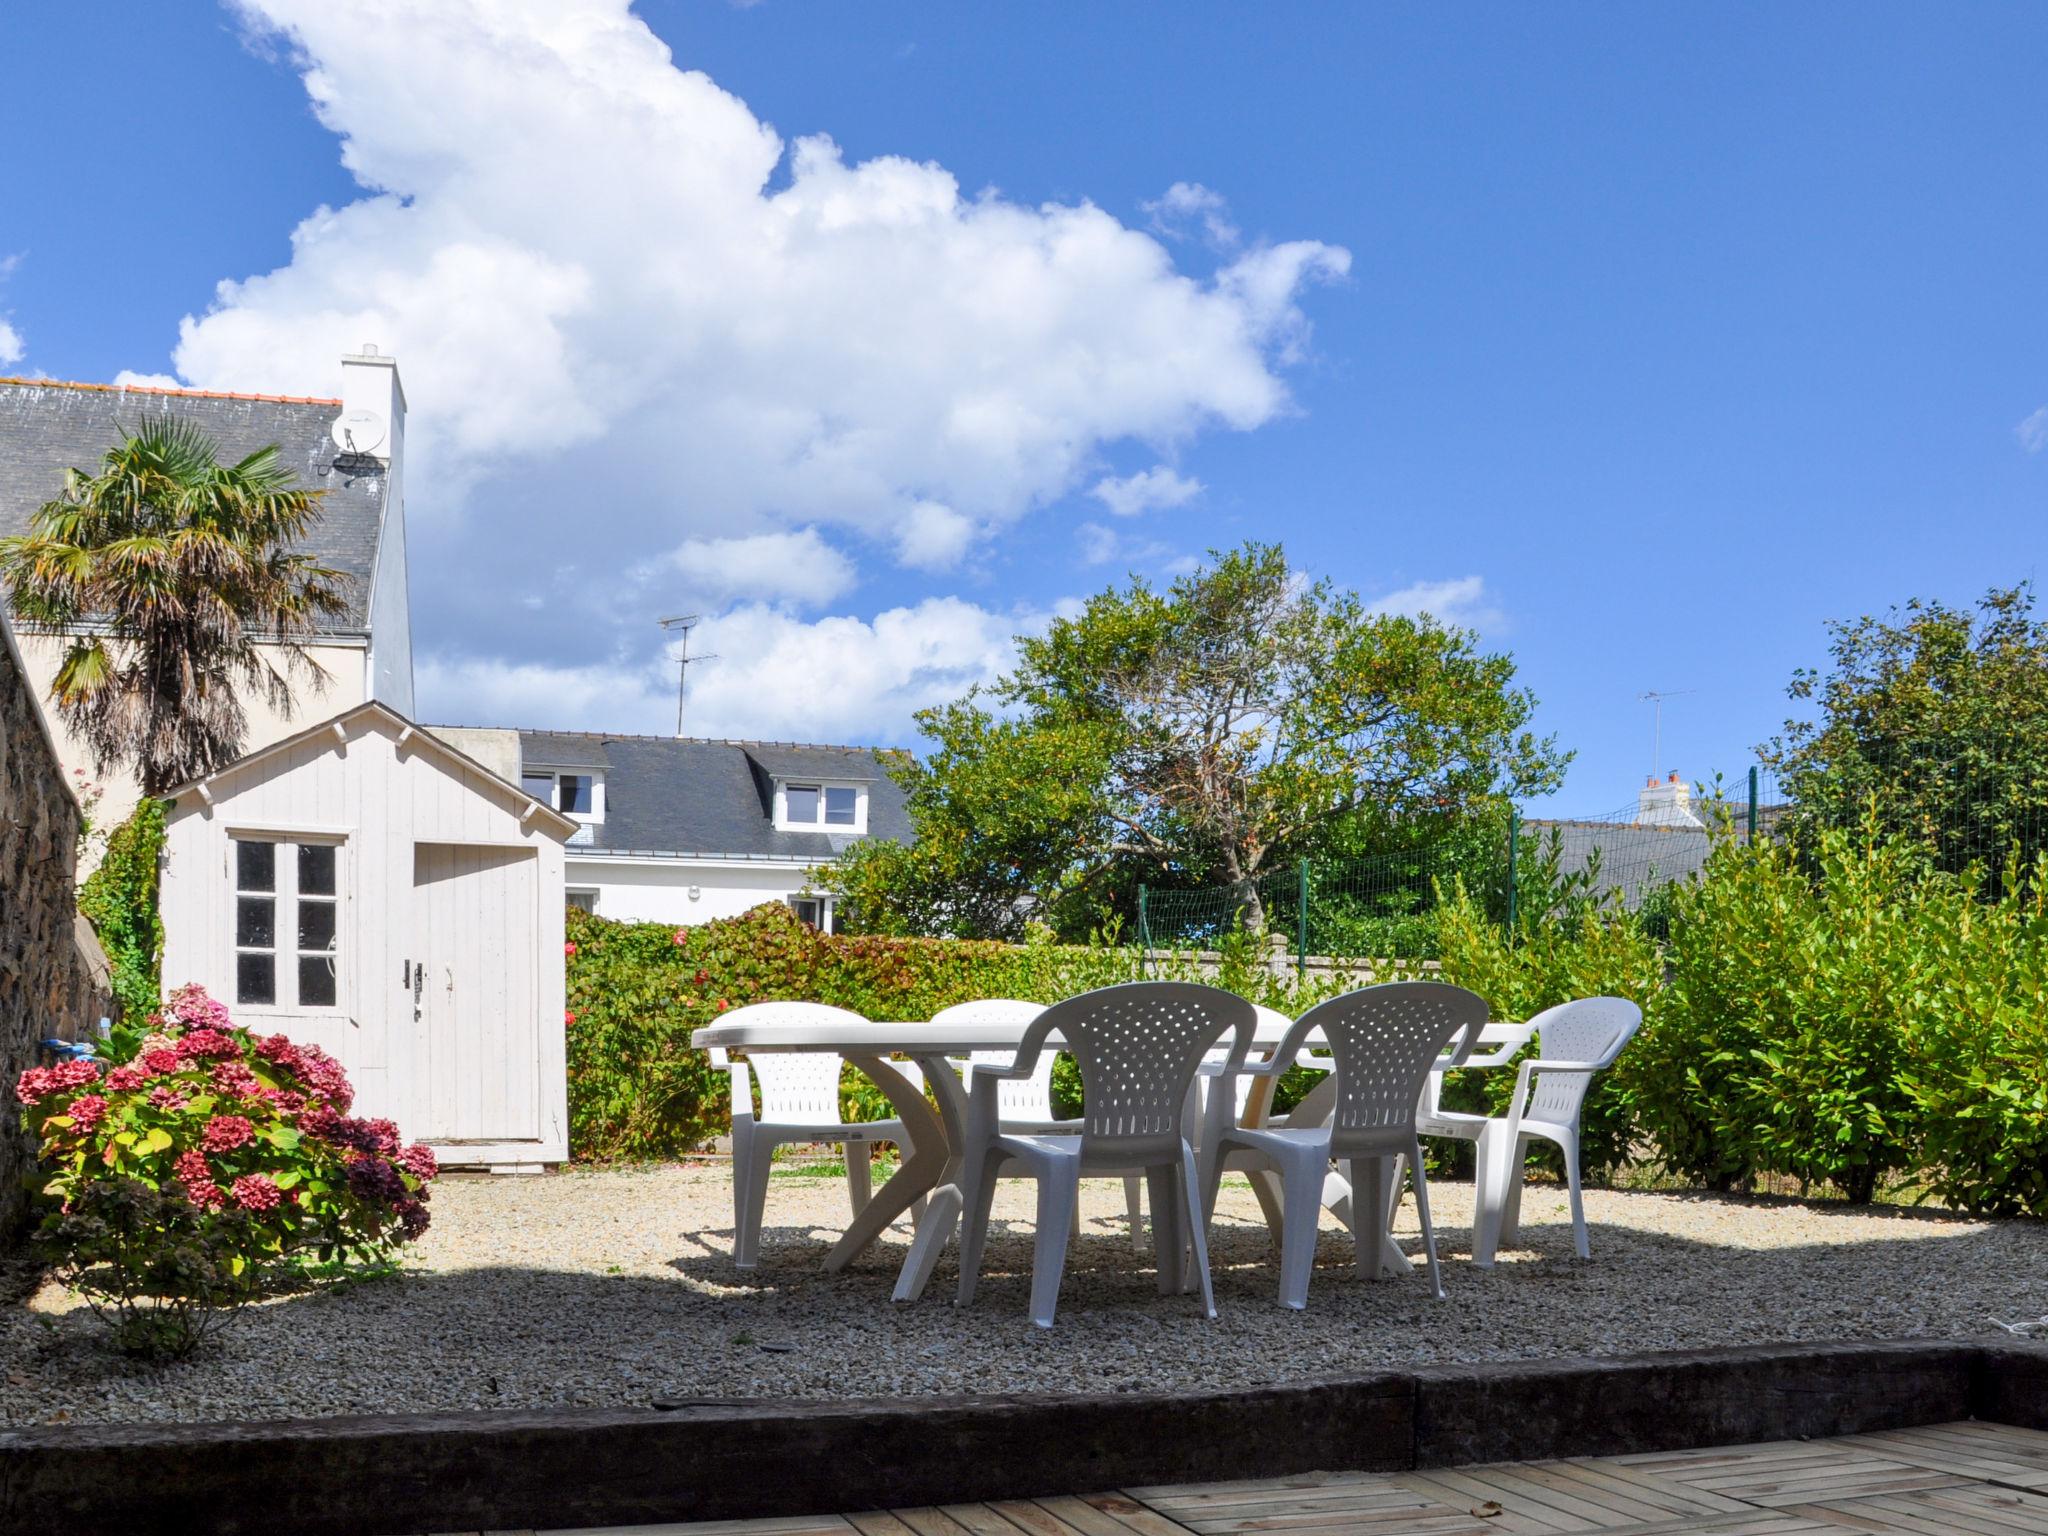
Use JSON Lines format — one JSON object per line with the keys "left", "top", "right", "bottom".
{"left": 0, "top": 377, "right": 341, "bottom": 407}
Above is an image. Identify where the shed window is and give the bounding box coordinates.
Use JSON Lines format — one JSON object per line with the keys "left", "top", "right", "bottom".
{"left": 824, "top": 786, "right": 857, "bottom": 826}
{"left": 232, "top": 838, "right": 342, "bottom": 1010}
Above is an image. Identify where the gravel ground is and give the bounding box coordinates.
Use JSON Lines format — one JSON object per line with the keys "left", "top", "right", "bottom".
{"left": 5, "top": 1161, "right": 2044, "bottom": 1427}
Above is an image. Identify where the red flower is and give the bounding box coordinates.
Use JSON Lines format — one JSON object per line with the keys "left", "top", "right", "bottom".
{"left": 673, "top": 930, "right": 687, "bottom": 946}
{"left": 229, "top": 1174, "right": 283, "bottom": 1212}
{"left": 67, "top": 1094, "right": 109, "bottom": 1133}
{"left": 104, "top": 1064, "right": 148, "bottom": 1092}
{"left": 564, "top": 941, "right": 577, "bottom": 956}
{"left": 176, "top": 1028, "right": 241, "bottom": 1061}
{"left": 716, "top": 998, "right": 730, "bottom": 1012}
{"left": 565, "top": 1009, "right": 577, "bottom": 1025}
{"left": 139, "top": 1048, "right": 183, "bottom": 1076}
{"left": 15, "top": 1058, "right": 100, "bottom": 1106}
{"left": 211, "top": 1061, "right": 261, "bottom": 1097}
{"left": 201, "top": 1115, "right": 254, "bottom": 1153}
{"left": 397, "top": 1143, "right": 439, "bottom": 1181}
{"left": 694, "top": 969, "right": 708, "bottom": 985}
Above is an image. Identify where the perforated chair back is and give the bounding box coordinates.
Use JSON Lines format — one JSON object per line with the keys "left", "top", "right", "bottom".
{"left": 1524, "top": 997, "right": 1642, "bottom": 1127}
{"left": 719, "top": 1001, "right": 867, "bottom": 1127}
{"left": 1011, "top": 982, "right": 1255, "bottom": 1163}
{"left": 933, "top": 1000, "right": 1057, "bottom": 1120}
{"left": 1291, "top": 983, "right": 1489, "bottom": 1158}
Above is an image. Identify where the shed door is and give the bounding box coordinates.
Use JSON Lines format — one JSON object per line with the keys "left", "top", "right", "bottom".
{"left": 410, "top": 843, "right": 540, "bottom": 1143}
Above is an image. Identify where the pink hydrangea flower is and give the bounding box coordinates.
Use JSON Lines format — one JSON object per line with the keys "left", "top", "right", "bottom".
{"left": 139, "top": 1047, "right": 184, "bottom": 1076}
{"left": 138, "top": 1032, "right": 180, "bottom": 1055}
{"left": 229, "top": 1174, "right": 283, "bottom": 1211}
{"left": 396, "top": 1143, "right": 439, "bottom": 1181}
{"left": 200, "top": 1115, "right": 254, "bottom": 1153}
{"left": 174, "top": 1149, "right": 213, "bottom": 1186}
{"left": 147, "top": 1085, "right": 189, "bottom": 1111}
{"left": 66, "top": 1094, "right": 109, "bottom": 1133}
{"left": 176, "top": 1029, "right": 241, "bottom": 1061}
{"left": 266, "top": 1089, "right": 307, "bottom": 1115}
{"left": 104, "top": 1064, "right": 148, "bottom": 1092}
{"left": 256, "top": 1034, "right": 305, "bottom": 1071}
{"left": 15, "top": 1058, "right": 101, "bottom": 1106}
{"left": 210, "top": 1061, "right": 261, "bottom": 1097}
{"left": 165, "top": 985, "right": 236, "bottom": 1033}
{"left": 299, "top": 1105, "right": 343, "bottom": 1140}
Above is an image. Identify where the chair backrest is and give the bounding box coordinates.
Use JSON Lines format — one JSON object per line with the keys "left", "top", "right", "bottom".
{"left": 1010, "top": 982, "right": 1255, "bottom": 1161}
{"left": 1524, "top": 996, "right": 1642, "bottom": 1127}
{"left": 718, "top": 1001, "right": 868, "bottom": 1127}
{"left": 1288, "top": 982, "right": 1490, "bottom": 1156}
{"left": 933, "top": 1000, "right": 1056, "bottom": 1120}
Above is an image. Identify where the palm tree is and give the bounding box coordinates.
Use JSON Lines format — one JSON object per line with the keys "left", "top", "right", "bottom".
{"left": 0, "top": 416, "right": 350, "bottom": 796}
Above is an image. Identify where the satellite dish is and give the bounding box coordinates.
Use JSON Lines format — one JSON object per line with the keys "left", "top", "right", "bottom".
{"left": 330, "top": 409, "right": 386, "bottom": 455}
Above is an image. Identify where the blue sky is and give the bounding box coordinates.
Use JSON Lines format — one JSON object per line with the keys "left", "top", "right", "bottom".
{"left": 2, "top": 2, "right": 2042, "bottom": 813}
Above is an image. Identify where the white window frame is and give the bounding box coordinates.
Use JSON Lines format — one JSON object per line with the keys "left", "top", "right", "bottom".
{"left": 522, "top": 770, "right": 605, "bottom": 824}
{"left": 566, "top": 888, "right": 599, "bottom": 914}
{"left": 773, "top": 779, "right": 868, "bottom": 834}
{"left": 786, "top": 894, "right": 837, "bottom": 933}
{"left": 229, "top": 832, "right": 348, "bottom": 1015}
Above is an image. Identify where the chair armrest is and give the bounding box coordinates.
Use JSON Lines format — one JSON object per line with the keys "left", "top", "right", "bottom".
{"left": 1502, "top": 1057, "right": 1604, "bottom": 1128}
{"left": 719, "top": 1055, "right": 753, "bottom": 1124}
{"left": 1440, "top": 1022, "right": 1539, "bottom": 1070}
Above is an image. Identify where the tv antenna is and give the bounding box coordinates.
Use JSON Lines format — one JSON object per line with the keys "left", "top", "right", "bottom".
{"left": 1637, "top": 689, "right": 1695, "bottom": 780}
{"left": 658, "top": 616, "right": 718, "bottom": 737}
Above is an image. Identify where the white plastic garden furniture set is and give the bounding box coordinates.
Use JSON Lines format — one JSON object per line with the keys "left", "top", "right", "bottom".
{"left": 689, "top": 981, "right": 1640, "bottom": 1326}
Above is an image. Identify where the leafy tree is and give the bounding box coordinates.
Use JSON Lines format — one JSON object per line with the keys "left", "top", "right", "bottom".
{"left": 824, "top": 543, "right": 1565, "bottom": 939}
{"left": 0, "top": 417, "right": 348, "bottom": 796}
{"left": 1763, "top": 585, "right": 2048, "bottom": 887}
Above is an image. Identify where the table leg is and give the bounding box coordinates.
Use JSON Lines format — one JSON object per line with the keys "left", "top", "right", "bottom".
{"left": 890, "top": 1052, "right": 971, "bottom": 1301}
{"left": 824, "top": 1055, "right": 949, "bottom": 1274}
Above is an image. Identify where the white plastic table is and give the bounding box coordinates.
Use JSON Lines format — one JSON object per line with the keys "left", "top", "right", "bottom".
{"left": 687, "top": 1013, "right": 1534, "bottom": 1300}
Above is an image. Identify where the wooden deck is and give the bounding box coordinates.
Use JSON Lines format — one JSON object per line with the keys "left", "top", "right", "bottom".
{"left": 477, "top": 1421, "right": 2048, "bottom": 1536}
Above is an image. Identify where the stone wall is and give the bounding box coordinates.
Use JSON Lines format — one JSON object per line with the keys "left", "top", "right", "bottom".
{"left": 0, "top": 612, "right": 103, "bottom": 1245}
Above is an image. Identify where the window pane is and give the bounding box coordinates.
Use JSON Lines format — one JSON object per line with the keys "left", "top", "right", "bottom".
{"left": 566, "top": 891, "right": 597, "bottom": 913}
{"left": 521, "top": 773, "right": 554, "bottom": 802}
{"left": 298, "top": 843, "right": 336, "bottom": 896}
{"left": 298, "top": 899, "right": 337, "bottom": 952}
{"left": 237, "top": 953, "right": 275, "bottom": 1006}
{"left": 788, "top": 897, "right": 821, "bottom": 926}
{"left": 236, "top": 896, "right": 275, "bottom": 950}
{"left": 824, "top": 786, "right": 857, "bottom": 826}
{"left": 236, "top": 840, "right": 275, "bottom": 892}
{"left": 559, "top": 774, "right": 592, "bottom": 814}
{"left": 298, "top": 955, "right": 337, "bottom": 1008}
{"left": 785, "top": 785, "right": 819, "bottom": 823}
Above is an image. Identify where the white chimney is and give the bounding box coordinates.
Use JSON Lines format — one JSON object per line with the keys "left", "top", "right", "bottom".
{"left": 1636, "top": 771, "right": 1704, "bottom": 828}
{"left": 336, "top": 344, "right": 405, "bottom": 464}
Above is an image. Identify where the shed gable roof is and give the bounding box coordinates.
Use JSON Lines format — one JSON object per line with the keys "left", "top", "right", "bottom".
{"left": 0, "top": 378, "right": 386, "bottom": 636}
{"left": 168, "top": 702, "right": 576, "bottom": 839}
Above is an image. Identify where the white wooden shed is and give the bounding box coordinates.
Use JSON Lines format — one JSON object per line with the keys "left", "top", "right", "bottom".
{"left": 161, "top": 702, "right": 576, "bottom": 1169}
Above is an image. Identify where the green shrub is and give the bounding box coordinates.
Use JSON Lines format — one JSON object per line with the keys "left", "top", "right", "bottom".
{"left": 77, "top": 798, "right": 166, "bottom": 1033}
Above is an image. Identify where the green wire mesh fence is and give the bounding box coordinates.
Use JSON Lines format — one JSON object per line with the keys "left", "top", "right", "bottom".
{"left": 1134, "top": 755, "right": 2048, "bottom": 971}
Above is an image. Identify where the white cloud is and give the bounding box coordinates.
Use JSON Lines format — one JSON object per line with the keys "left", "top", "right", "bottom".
{"left": 894, "top": 501, "right": 977, "bottom": 572}
{"left": 0, "top": 318, "right": 22, "bottom": 367}
{"left": 1366, "top": 575, "right": 1504, "bottom": 633}
{"left": 2019, "top": 406, "right": 2048, "bottom": 454}
{"left": 1143, "top": 182, "right": 1240, "bottom": 250}
{"left": 1077, "top": 522, "right": 1120, "bottom": 564}
{"left": 421, "top": 595, "right": 1049, "bottom": 745}
{"left": 635, "top": 527, "right": 856, "bottom": 608}
{"left": 150, "top": 0, "right": 1344, "bottom": 738}
{"left": 111, "top": 370, "right": 183, "bottom": 390}
{"left": 1089, "top": 464, "right": 1203, "bottom": 517}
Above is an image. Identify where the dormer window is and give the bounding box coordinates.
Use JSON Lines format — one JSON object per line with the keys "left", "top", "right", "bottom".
{"left": 522, "top": 769, "right": 603, "bottom": 822}
{"left": 776, "top": 780, "right": 866, "bottom": 833}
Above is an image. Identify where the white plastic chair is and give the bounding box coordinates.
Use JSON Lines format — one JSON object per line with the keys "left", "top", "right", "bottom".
{"left": 1201, "top": 983, "right": 1489, "bottom": 1308}
{"left": 708, "top": 1000, "right": 924, "bottom": 1269}
{"left": 955, "top": 981, "right": 1256, "bottom": 1328}
{"left": 1418, "top": 996, "right": 1641, "bottom": 1265}
{"left": 936, "top": 1000, "right": 1148, "bottom": 1249}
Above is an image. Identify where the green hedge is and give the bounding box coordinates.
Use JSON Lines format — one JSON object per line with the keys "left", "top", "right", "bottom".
{"left": 566, "top": 830, "right": 2048, "bottom": 1218}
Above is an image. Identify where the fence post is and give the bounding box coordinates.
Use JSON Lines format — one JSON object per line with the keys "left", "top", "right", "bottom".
{"left": 1505, "top": 809, "right": 1520, "bottom": 935}
{"left": 1136, "top": 884, "right": 1150, "bottom": 975}
{"left": 1296, "top": 859, "right": 1309, "bottom": 979}
{"left": 1747, "top": 765, "right": 1759, "bottom": 842}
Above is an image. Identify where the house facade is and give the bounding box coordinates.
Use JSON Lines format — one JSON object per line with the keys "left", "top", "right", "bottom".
{"left": 0, "top": 350, "right": 414, "bottom": 832}
{"left": 160, "top": 702, "right": 574, "bottom": 1170}
{"left": 428, "top": 727, "right": 913, "bottom": 931}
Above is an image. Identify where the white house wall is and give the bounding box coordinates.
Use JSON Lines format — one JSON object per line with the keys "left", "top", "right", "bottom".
{"left": 21, "top": 633, "right": 372, "bottom": 844}
{"left": 161, "top": 713, "right": 567, "bottom": 1166}
{"left": 568, "top": 856, "right": 820, "bottom": 927}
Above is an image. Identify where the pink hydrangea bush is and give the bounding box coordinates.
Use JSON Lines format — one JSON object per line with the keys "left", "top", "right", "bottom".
{"left": 18, "top": 985, "right": 438, "bottom": 1357}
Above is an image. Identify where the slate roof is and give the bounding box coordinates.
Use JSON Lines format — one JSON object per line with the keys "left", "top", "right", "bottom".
{"left": 512, "top": 730, "right": 915, "bottom": 860}
{"left": 0, "top": 379, "right": 387, "bottom": 636}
